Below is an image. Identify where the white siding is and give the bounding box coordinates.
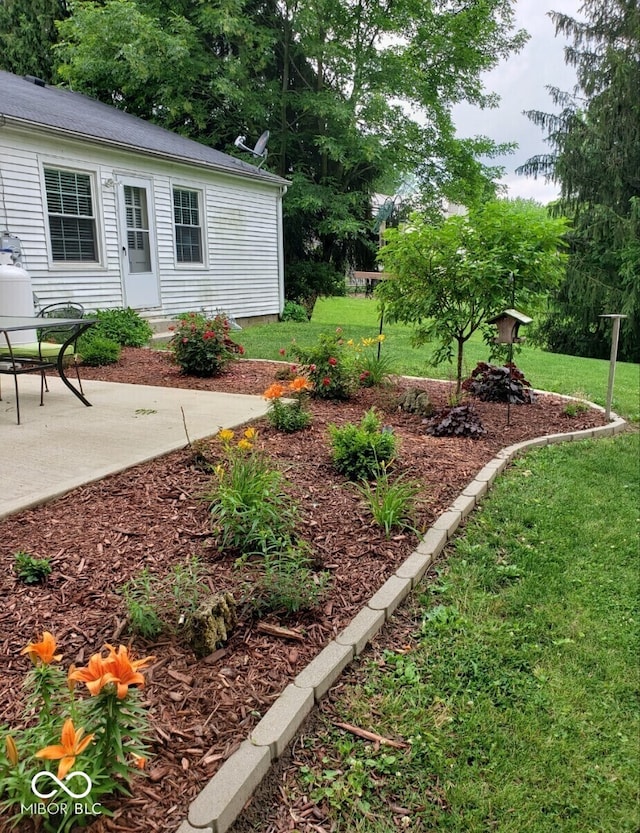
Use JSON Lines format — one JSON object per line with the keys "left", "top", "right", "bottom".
{"left": 0, "top": 125, "right": 285, "bottom": 318}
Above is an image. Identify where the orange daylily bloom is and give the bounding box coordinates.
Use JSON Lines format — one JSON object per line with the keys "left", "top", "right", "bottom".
{"left": 68, "top": 652, "right": 114, "bottom": 696}
{"left": 263, "top": 382, "right": 285, "bottom": 400}
{"left": 288, "top": 377, "right": 312, "bottom": 393}
{"left": 35, "top": 719, "right": 94, "bottom": 780}
{"left": 131, "top": 753, "right": 147, "bottom": 770}
{"left": 5, "top": 736, "right": 18, "bottom": 766}
{"left": 20, "top": 632, "right": 62, "bottom": 665}
{"left": 103, "top": 644, "right": 155, "bottom": 700}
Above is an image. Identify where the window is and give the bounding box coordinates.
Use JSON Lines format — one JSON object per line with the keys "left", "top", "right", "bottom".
{"left": 44, "top": 168, "right": 98, "bottom": 262}
{"left": 173, "top": 188, "right": 203, "bottom": 263}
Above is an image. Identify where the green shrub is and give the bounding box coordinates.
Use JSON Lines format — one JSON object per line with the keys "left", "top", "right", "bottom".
{"left": 356, "top": 472, "right": 420, "bottom": 537}
{"left": 78, "top": 333, "right": 121, "bottom": 366}
{"left": 562, "top": 400, "right": 590, "bottom": 417}
{"left": 281, "top": 301, "right": 309, "bottom": 322}
{"left": 170, "top": 312, "right": 244, "bottom": 377}
{"left": 93, "top": 307, "right": 153, "bottom": 347}
{"left": 290, "top": 330, "right": 355, "bottom": 400}
{"left": 329, "top": 408, "right": 398, "bottom": 481}
{"left": 14, "top": 551, "right": 52, "bottom": 584}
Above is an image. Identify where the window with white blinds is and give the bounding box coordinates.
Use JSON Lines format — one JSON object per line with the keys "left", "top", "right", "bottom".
{"left": 173, "top": 188, "right": 203, "bottom": 263}
{"left": 44, "top": 168, "right": 98, "bottom": 262}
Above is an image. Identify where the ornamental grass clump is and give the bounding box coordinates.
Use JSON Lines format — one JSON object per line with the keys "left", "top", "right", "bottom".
{"left": 355, "top": 470, "right": 420, "bottom": 538}
{"left": 329, "top": 408, "right": 397, "bottom": 481}
{"left": 263, "top": 376, "right": 313, "bottom": 432}
{"left": 0, "top": 632, "right": 153, "bottom": 832}
{"left": 169, "top": 312, "right": 244, "bottom": 377}
{"left": 349, "top": 334, "right": 392, "bottom": 387}
{"left": 207, "top": 428, "right": 299, "bottom": 556}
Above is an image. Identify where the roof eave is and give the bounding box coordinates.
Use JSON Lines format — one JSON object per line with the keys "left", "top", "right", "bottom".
{"left": 1, "top": 115, "right": 289, "bottom": 190}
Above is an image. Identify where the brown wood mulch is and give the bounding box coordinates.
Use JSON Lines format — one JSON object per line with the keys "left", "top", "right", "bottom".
{"left": 0, "top": 349, "right": 607, "bottom": 832}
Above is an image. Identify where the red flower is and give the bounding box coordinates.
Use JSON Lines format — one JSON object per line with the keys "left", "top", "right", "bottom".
{"left": 309, "top": 364, "right": 316, "bottom": 372}
{"left": 279, "top": 348, "right": 286, "bottom": 356}
{"left": 182, "top": 337, "right": 189, "bottom": 344}
{"left": 203, "top": 330, "right": 215, "bottom": 340}
{"left": 322, "top": 377, "right": 330, "bottom": 386}
{"left": 239, "top": 346, "right": 245, "bottom": 355}
{"left": 328, "top": 357, "right": 337, "bottom": 366}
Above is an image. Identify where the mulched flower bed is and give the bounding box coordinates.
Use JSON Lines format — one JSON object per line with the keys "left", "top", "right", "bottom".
{"left": 0, "top": 350, "right": 608, "bottom": 832}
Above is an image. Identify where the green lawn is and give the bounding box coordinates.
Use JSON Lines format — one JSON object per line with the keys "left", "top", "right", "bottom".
{"left": 239, "top": 297, "right": 639, "bottom": 421}
{"left": 296, "top": 434, "right": 640, "bottom": 832}
{"left": 237, "top": 297, "right": 639, "bottom": 830}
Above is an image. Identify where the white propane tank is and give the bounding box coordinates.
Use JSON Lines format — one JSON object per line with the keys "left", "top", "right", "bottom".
{"left": 0, "top": 248, "right": 37, "bottom": 346}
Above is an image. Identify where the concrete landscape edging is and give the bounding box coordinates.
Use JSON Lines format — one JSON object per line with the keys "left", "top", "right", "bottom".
{"left": 175, "top": 405, "right": 627, "bottom": 833}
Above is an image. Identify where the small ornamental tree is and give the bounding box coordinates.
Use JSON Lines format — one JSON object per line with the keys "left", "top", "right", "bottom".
{"left": 377, "top": 199, "right": 569, "bottom": 392}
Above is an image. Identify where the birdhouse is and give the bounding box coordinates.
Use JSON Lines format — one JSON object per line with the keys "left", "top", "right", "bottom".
{"left": 487, "top": 309, "right": 532, "bottom": 344}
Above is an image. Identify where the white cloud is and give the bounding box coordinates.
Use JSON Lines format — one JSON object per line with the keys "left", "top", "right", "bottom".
{"left": 452, "top": 0, "right": 583, "bottom": 204}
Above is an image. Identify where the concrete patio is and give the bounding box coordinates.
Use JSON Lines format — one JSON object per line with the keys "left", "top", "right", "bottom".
{"left": 0, "top": 374, "right": 269, "bottom": 520}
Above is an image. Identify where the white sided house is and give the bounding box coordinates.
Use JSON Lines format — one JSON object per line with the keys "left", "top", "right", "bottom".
{"left": 0, "top": 71, "right": 289, "bottom": 325}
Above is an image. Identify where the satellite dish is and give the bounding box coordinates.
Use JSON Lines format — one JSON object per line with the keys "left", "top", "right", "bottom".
{"left": 233, "top": 130, "right": 270, "bottom": 167}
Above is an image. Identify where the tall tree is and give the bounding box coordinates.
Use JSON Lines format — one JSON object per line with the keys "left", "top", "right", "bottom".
{"left": 518, "top": 0, "right": 639, "bottom": 362}
{"left": 0, "top": 0, "right": 69, "bottom": 82}
{"left": 51, "top": 1, "right": 527, "bottom": 304}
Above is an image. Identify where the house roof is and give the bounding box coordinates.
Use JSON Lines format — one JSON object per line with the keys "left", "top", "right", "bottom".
{"left": 0, "top": 71, "right": 288, "bottom": 188}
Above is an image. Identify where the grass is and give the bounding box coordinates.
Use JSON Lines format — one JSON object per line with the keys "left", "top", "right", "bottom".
{"left": 297, "top": 434, "right": 639, "bottom": 832}
{"left": 236, "top": 296, "right": 638, "bottom": 829}
{"left": 238, "top": 296, "right": 639, "bottom": 421}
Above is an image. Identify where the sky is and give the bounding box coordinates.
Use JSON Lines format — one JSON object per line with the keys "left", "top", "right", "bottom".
{"left": 452, "top": 0, "right": 583, "bottom": 204}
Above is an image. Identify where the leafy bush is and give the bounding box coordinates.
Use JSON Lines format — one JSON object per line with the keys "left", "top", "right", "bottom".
{"left": 78, "top": 333, "right": 121, "bottom": 366}
{"left": 290, "top": 330, "right": 355, "bottom": 400}
{"left": 14, "top": 551, "right": 52, "bottom": 584}
{"left": 93, "top": 307, "right": 153, "bottom": 347}
{"left": 285, "top": 259, "right": 346, "bottom": 318}
{"left": 170, "top": 312, "right": 244, "bottom": 377}
{"left": 281, "top": 301, "right": 309, "bottom": 322}
{"left": 356, "top": 472, "right": 419, "bottom": 537}
{"left": 463, "top": 361, "right": 535, "bottom": 404}
{"left": 329, "top": 408, "right": 397, "bottom": 480}
{"left": 207, "top": 428, "right": 299, "bottom": 556}
{"left": 264, "top": 377, "right": 313, "bottom": 432}
{"left": 426, "top": 403, "right": 486, "bottom": 438}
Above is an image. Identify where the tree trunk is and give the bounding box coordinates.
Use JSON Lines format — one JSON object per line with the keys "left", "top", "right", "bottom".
{"left": 456, "top": 338, "right": 464, "bottom": 394}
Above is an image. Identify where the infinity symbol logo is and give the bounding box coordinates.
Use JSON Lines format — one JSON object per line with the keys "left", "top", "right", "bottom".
{"left": 31, "top": 770, "right": 92, "bottom": 800}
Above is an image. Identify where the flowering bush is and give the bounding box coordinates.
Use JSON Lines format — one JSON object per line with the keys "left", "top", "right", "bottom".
{"left": 287, "top": 330, "right": 355, "bottom": 400}
{"left": 263, "top": 377, "right": 313, "bottom": 432}
{"left": 169, "top": 312, "right": 244, "bottom": 377}
{"left": 0, "top": 632, "right": 153, "bottom": 832}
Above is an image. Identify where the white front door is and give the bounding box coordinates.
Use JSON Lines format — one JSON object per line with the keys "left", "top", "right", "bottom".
{"left": 118, "top": 178, "right": 160, "bottom": 309}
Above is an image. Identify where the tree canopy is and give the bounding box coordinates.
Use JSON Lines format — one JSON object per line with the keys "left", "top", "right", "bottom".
{"left": 1, "top": 0, "right": 530, "bottom": 305}
{"left": 377, "top": 200, "right": 569, "bottom": 390}
{"left": 518, "top": 0, "right": 639, "bottom": 362}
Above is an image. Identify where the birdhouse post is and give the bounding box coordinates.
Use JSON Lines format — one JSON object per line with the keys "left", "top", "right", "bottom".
{"left": 487, "top": 309, "right": 533, "bottom": 426}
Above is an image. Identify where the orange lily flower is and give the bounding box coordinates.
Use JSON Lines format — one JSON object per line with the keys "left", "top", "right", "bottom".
{"left": 68, "top": 652, "right": 114, "bottom": 696}
{"left": 131, "top": 753, "right": 147, "bottom": 770}
{"left": 263, "top": 382, "right": 285, "bottom": 400}
{"left": 5, "top": 736, "right": 18, "bottom": 766}
{"left": 289, "top": 377, "right": 312, "bottom": 393}
{"left": 20, "top": 632, "right": 62, "bottom": 665}
{"left": 35, "top": 719, "right": 94, "bottom": 780}
{"left": 103, "top": 645, "right": 155, "bottom": 700}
